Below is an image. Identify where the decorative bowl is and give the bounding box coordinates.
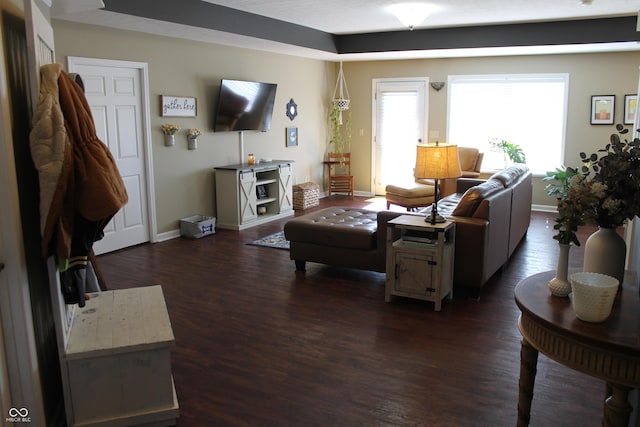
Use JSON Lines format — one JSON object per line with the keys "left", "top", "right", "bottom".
{"left": 569, "top": 272, "right": 619, "bottom": 323}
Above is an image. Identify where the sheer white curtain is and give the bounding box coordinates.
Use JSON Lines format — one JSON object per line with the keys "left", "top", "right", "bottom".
{"left": 447, "top": 74, "right": 569, "bottom": 174}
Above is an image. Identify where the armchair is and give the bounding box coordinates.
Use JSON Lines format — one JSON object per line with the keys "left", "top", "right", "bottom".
{"left": 439, "top": 147, "right": 484, "bottom": 197}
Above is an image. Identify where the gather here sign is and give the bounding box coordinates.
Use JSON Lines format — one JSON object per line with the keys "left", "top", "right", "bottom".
{"left": 161, "top": 95, "right": 197, "bottom": 117}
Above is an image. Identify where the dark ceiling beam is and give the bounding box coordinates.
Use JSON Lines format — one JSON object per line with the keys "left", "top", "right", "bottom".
{"left": 103, "top": 0, "right": 338, "bottom": 53}
{"left": 336, "top": 16, "right": 640, "bottom": 54}
{"left": 103, "top": 1, "right": 639, "bottom": 55}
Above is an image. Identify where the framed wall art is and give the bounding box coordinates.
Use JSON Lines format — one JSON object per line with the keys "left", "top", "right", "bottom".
{"left": 286, "top": 127, "right": 298, "bottom": 147}
{"left": 161, "top": 95, "right": 197, "bottom": 117}
{"left": 590, "top": 95, "right": 615, "bottom": 125}
{"left": 624, "top": 94, "right": 637, "bottom": 125}
{"left": 256, "top": 184, "right": 268, "bottom": 200}
{"left": 286, "top": 99, "right": 298, "bottom": 120}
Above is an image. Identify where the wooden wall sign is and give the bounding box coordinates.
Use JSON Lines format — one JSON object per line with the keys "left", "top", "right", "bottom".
{"left": 161, "top": 95, "right": 197, "bottom": 117}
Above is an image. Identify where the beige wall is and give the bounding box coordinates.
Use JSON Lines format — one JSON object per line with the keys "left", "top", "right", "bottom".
{"left": 342, "top": 52, "right": 640, "bottom": 207}
{"left": 53, "top": 19, "right": 640, "bottom": 232}
{"left": 53, "top": 20, "right": 334, "bottom": 234}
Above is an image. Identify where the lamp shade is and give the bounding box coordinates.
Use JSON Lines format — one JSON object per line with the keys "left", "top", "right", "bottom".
{"left": 415, "top": 143, "right": 462, "bottom": 180}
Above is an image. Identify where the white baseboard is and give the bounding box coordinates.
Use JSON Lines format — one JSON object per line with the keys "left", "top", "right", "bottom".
{"left": 533, "top": 204, "right": 557, "bottom": 213}
{"left": 156, "top": 229, "right": 180, "bottom": 242}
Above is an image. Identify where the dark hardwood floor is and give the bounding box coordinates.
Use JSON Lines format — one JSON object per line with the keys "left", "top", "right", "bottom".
{"left": 98, "top": 196, "right": 606, "bottom": 427}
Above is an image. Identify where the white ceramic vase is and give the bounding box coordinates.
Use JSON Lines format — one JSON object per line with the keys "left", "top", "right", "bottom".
{"left": 548, "top": 243, "right": 571, "bottom": 297}
{"left": 583, "top": 226, "right": 626, "bottom": 287}
{"left": 164, "top": 133, "right": 175, "bottom": 147}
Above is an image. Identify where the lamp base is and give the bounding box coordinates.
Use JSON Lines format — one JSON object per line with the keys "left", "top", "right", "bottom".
{"left": 425, "top": 201, "right": 446, "bottom": 224}
{"left": 425, "top": 211, "right": 446, "bottom": 224}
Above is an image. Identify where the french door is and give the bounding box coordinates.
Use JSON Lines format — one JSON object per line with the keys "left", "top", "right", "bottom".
{"left": 372, "top": 78, "right": 429, "bottom": 195}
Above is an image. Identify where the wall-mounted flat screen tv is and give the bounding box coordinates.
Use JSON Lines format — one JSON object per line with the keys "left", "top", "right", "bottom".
{"left": 214, "top": 79, "right": 277, "bottom": 132}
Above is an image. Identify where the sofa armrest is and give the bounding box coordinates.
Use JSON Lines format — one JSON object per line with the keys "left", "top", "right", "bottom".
{"left": 448, "top": 216, "right": 490, "bottom": 288}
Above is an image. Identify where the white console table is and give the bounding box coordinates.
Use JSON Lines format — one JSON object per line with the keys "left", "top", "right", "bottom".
{"left": 214, "top": 160, "right": 294, "bottom": 230}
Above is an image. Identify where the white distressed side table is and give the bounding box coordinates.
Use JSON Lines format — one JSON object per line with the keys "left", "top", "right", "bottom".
{"left": 385, "top": 215, "right": 456, "bottom": 311}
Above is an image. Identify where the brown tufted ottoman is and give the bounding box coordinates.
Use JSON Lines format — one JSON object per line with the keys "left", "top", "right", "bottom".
{"left": 284, "top": 206, "right": 394, "bottom": 273}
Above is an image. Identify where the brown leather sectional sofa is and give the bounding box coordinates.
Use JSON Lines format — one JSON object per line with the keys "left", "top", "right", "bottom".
{"left": 284, "top": 164, "right": 532, "bottom": 292}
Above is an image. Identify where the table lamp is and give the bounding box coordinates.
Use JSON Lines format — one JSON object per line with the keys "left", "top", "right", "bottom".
{"left": 415, "top": 142, "right": 462, "bottom": 224}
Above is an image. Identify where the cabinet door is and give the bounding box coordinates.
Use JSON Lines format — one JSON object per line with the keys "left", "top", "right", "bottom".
{"left": 239, "top": 171, "right": 257, "bottom": 223}
{"left": 395, "top": 252, "right": 434, "bottom": 295}
{"left": 278, "top": 164, "right": 293, "bottom": 213}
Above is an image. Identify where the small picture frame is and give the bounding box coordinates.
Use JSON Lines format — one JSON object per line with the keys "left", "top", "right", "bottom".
{"left": 590, "top": 95, "right": 615, "bottom": 125}
{"left": 161, "top": 95, "right": 197, "bottom": 117}
{"left": 286, "top": 127, "right": 298, "bottom": 147}
{"left": 624, "top": 94, "right": 637, "bottom": 125}
{"left": 256, "top": 184, "right": 268, "bottom": 200}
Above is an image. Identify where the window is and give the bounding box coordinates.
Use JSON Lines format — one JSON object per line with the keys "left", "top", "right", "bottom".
{"left": 447, "top": 74, "right": 569, "bottom": 174}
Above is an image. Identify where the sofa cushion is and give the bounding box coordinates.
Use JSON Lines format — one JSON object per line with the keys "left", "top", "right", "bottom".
{"left": 284, "top": 207, "right": 378, "bottom": 250}
{"left": 489, "top": 164, "right": 527, "bottom": 187}
{"left": 452, "top": 179, "right": 505, "bottom": 217}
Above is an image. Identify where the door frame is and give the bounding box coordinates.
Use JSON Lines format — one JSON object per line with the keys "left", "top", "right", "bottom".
{"left": 371, "top": 77, "right": 429, "bottom": 195}
{"left": 67, "top": 56, "right": 158, "bottom": 244}
{"left": 0, "top": 0, "right": 50, "bottom": 421}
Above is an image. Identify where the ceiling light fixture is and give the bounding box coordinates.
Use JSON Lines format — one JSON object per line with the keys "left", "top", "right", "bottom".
{"left": 387, "top": 3, "right": 439, "bottom": 31}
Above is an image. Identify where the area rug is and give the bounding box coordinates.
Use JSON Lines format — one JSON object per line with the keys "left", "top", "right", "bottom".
{"left": 247, "top": 231, "right": 290, "bottom": 250}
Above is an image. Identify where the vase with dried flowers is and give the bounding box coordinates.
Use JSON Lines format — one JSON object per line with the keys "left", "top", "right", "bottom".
{"left": 577, "top": 124, "right": 640, "bottom": 285}
{"left": 543, "top": 166, "right": 584, "bottom": 296}
{"left": 187, "top": 128, "right": 201, "bottom": 150}
{"left": 161, "top": 123, "right": 180, "bottom": 147}
{"left": 545, "top": 124, "right": 640, "bottom": 288}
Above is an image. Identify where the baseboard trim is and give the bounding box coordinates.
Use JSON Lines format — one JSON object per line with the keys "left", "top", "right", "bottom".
{"left": 533, "top": 204, "right": 556, "bottom": 213}
{"left": 157, "top": 229, "right": 180, "bottom": 242}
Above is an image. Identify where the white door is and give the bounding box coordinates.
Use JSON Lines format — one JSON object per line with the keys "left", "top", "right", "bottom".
{"left": 372, "top": 78, "right": 428, "bottom": 195}
{"left": 68, "top": 58, "right": 153, "bottom": 254}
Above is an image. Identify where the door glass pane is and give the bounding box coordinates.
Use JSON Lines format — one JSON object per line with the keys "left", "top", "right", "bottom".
{"left": 374, "top": 80, "right": 427, "bottom": 194}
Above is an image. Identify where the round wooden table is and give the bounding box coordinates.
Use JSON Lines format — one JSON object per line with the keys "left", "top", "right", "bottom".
{"left": 514, "top": 270, "right": 640, "bottom": 427}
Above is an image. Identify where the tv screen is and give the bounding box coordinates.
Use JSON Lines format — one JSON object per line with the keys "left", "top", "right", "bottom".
{"left": 214, "top": 79, "right": 277, "bottom": 132}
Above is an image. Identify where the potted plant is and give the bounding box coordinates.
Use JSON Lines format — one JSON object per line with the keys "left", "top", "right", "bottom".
{"left": 329, "top": 102, "right": 352, "bottom": 156}
{"left": 542, "top": 165, "right": 586, "bottom": 296}
{"left": 543, "top": 166, "right": 574, "bottom": 200}
{"left": 489, "top": 138, "right": 526, "bottom": 165}
{"left": 543, "top": 166, "right": 583, "bottom": 246}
